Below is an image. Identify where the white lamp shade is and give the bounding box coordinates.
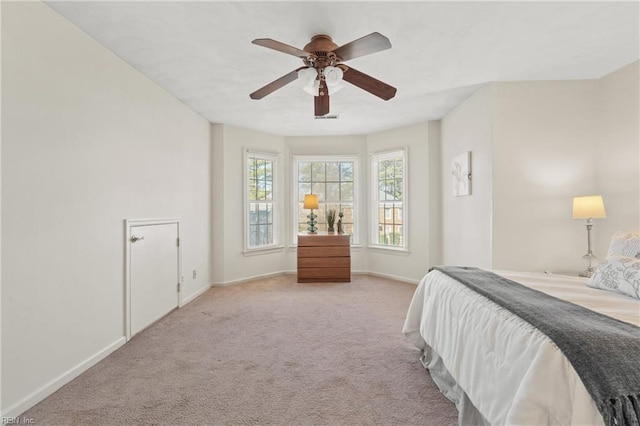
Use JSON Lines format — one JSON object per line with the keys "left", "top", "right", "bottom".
{"left": 572, "top": 195, "right": 607, "bottom": 219}
{"left": 324, "top": 66, "right": 344, "bottom": 94}
{"left": 298, "top": 67, "right": 319, "bottom": 96}
{"left": 303, "top": 194, "right": 319, "bottom": 210}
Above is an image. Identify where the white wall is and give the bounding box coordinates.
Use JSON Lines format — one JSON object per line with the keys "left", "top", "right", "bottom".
{"left": 366, "top": 122, "right": 437, "bottom": 282}
{"left": 441, "top": 65, "right": 639, "bottom": 273}
{"left": 441, "top": 85, "right": 494, "bottom": 268}
{"left": 596, "top": 61, "right": 640, "bottom": 247}
{"left": 2, "top": 2, "right": 211, "bottom": 415}
{"left": 211, "top": 124, "right": 287, "bottom": 285}
{"left": 492, "top": 80, "right": 599, "bottom": 272}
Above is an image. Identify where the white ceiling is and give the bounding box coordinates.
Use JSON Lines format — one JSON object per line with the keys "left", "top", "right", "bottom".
{"left": 45, "top": 1, "right": 639, "bottom": 136}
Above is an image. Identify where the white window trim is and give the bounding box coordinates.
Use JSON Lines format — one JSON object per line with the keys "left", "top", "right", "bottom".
{"left": 291, "top": 155, "right": 360, "bottom": 246}
{"left": 243, "top": 149, "right": 282, "bottom": 254}
{"left": 369, "top": 148, "right": 408, "bottom": 252}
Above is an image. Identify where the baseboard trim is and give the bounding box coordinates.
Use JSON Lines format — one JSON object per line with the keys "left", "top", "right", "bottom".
{"left": 214, "top": 270, "right": 419, "bottom": 286}
{"left": 2, "top": 337, "right": 127, "bottom": 418}
{"left": 212, "top": 270, "right": 288, "bottom": 287}
{"left": 181, "top": 284, "right": 211, "bottom": 306}
{"left": 366, "top": 271, "right": 420, "bottom": 285}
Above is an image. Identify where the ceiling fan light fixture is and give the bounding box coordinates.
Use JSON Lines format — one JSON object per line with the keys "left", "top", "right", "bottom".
{"left": 324, "top": 66, "right": 344, "bottom": 94}
{"left": 303, "top": 79, "right": 320, "bottom": 96}
{"left": 298, "top": 67, "right": 319, "bottom": 96}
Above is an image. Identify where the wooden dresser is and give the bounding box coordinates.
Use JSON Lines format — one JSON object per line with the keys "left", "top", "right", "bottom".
{"left": 297, "top": 233, "right": 351, "bottom": 283}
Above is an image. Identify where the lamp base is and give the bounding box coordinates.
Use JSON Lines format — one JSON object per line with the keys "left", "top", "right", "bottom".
{"left": 578, "top": 252, "right": 598, "bottom": 278}
{"left": 306, "top": 211, "right": 317, "bottom": 234}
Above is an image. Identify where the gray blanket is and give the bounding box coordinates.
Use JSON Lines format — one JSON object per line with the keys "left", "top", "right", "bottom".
{"left": 433, "top": 266, "right": 640, "bottom": 426}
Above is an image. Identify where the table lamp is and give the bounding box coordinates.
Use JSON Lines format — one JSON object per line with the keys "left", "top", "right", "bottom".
{"left": 572, "top": 195, "right": 606, "bottom": 277}
{"left": 303, "top": 194, "right": 319, "bottom": 234}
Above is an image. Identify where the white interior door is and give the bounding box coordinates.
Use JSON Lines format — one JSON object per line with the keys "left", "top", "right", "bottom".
{"left": 129, "top": 222, "right": 179, "bottom": 337}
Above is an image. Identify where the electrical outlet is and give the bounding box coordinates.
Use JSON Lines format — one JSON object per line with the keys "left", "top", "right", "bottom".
{"left": 192, "top": 270, "right": 197, "bottom": 279}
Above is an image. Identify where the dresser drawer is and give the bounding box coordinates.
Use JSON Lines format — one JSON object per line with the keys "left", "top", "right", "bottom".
{"left": 298, "top": 234, "right": 350, "bottom": 247}
{"left": 297, "top": 257, "right": 351, "bottom": 268}
{"left": 297, "top": 246, "right": 350, "bottom": 258}
{"left": 297, "top": 267, "right": 350, "bottom": 283}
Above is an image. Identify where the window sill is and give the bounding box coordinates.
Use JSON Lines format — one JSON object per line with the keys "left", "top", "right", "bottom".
{"left": 243, "top": 245, "right": 285, "bottom": 256}
{"left": 367, "top": 245, "right": 410, "bottom": 256}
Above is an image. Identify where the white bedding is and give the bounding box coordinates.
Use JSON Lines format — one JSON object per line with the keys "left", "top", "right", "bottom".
{"left": 403, "top": 270, "right": 640, "bottom": 425}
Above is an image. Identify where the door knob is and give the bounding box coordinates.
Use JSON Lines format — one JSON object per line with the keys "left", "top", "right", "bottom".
{"left": 130, "top": 235, "right": 145, "bottom": 243}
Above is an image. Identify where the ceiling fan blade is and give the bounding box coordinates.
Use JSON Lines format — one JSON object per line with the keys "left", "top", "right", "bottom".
{"left": 252, "top": 38, "right": 310, "bottom": 58}
{"left": 250, "top": 67, "right": 305, "bottom": 100}
{"left": 333, "top": 32, "right": 391, "bottom": 62}
{"left": 341, "top": 66, "right": 397, "bottom": 100}
{"left": 314, "top": 80, "right": 330, "bottom": 116}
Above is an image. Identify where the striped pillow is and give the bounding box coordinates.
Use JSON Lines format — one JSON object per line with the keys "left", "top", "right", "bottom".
{"left": 607, "top": 232, "right": 640, "bottom": 258}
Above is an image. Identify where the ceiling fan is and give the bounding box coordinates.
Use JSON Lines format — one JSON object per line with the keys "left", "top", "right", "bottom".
{"left": 249, "top": 32, "right": 397, "bottom": 117}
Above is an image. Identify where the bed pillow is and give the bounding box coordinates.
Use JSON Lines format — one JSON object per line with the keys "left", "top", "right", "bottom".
{"left": 607, "top": 231, "right": 640, "bottom": 258}
{"left": 587, "top": 256, "right": 640, "bottom": 299}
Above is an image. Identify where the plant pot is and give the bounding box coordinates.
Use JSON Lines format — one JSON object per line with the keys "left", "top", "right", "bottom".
{"left": 327, "top": 227, "right": 335, "bottom": 233}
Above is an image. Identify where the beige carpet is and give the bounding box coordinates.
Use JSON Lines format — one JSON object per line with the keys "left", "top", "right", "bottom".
{"left": 24, "top": 274, "right": 457, "bottom": 425}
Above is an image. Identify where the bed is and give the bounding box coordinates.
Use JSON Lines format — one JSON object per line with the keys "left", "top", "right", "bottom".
{"left": 403, "top": 268, "right": 640, "bottom": 425}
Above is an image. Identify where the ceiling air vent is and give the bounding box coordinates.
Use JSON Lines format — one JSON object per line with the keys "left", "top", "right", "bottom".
{"left": 314, "top": 115, "right": 339, "bottom": 120}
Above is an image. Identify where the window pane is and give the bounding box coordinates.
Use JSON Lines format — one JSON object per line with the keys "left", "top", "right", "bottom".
{"left": 265, "top": 161, "right": 273, "bottom": 180}
{"left": 311, "top": 162, "right": 326, "bottom": 181}
{"left": 265, "top": 182, "right": 273, "bottom": 201}
{"left": 326, "top": 162, "right": 340, "bottom": 181}
{"left": 378, "top": 180, "right": 387, "bottom": 201}
{"left": 394, "top": 225, "right": 403, "bottom": 246}
{"left": 379, "top": 159, "right": 390, "bottom": 181}
{"left": 395, "top": 206, "right": 403, "bottom": 224}
{"left": 395, "top": 158, "right": 403, "bottom": 177}
{"left": 249, "top": 179, "right": 257, "bottom": 201}
{"left": 298, "top": 203, "right": 308, "bottom": 222}
{"left": 299, "top": 162, "right": 311, "bottom": 182}
{"left": 298, "top": 183, "right": 311, "bottom": 202}
{"left": 341, "top": 182, "right": 353, "bottom": 201}
{"left": 395, "top": 178, "right": 403, "bottom": 201}
{"left": 249, "top": 203, "right": 258, "bottom": 225}
{"left": 343, "top": 223, "right": 353, "bottom": 236}
{"left": 249, "top": 224, "right": 258, "bottom": 246}
{"left": 326, "top": 183, "right": 340, "bottom": 201}
{"left": 255, "top": 159, "right": 265, "bottom": 180}
{"left": 249, "top": 158, "right": 258, "bottom": 178}
{"left": 341, "top": 207, "right": 354, "bottom": 223}
{"left": 256, "top": 180, "right": 266, "bottom": 200}
{"left": 311, "top": 182, "right": 325, "bottom": 201}
{"left": 340, "top": 162, "right": 353, "bottom": 181}
{"left": 267, "top": 224, "right": 273, "bottom": 244}
{"left": 264, "top": 203, "right": 272, "bottom": 224}
{"left": 267, "top": 204, "right": 273, "bottom": 223}
{"left": 258, "top": 224, "right": 266, "bottom": 246}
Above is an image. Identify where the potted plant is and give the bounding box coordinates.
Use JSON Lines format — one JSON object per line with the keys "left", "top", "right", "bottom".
{"left": 327, "top": 209, "right": 336, "bottom": 233}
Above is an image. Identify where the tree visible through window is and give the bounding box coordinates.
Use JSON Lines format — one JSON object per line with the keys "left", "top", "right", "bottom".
{"left": 246, "top": 152, "right": 277, "bottom": 249}
{"left": 372, "top": 150, "right": 406, "bottom": 248}
{"left": 293, "top": 157, "right": 358, "bottom": 242}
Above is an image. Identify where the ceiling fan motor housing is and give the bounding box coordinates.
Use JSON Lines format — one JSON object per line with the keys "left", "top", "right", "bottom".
{"left": 303, "top": 35, "right": 341, "bottom": 68}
